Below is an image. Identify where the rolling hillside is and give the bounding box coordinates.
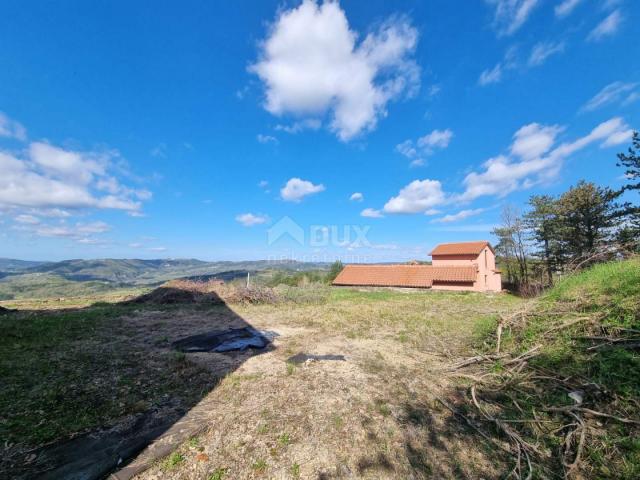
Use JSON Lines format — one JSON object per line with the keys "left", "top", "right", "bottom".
{"left": 0, "top": 258, "right": 328, "bottom": 300}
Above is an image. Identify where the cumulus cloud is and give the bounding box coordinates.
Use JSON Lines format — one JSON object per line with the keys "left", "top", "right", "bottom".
{"left": 582, "top": 81, "right": 639, "bottom": 111}
{"left": 396, "top": 129, "right": 453, "bottom": 166}
{"left": 383, "top": 179, "right": 445, "bottom": 214}
{"left": 418, "top": 129, "right": 454, "bottom": 150}
{"left": 555, "top": 0, "right": 582, "bottom": 18}
{"left": 280, "top": 177, "right": 325, "bottom": 202}
{"left": 433, "top": 208, "right": 485, "bottom": 223}
{"left": 360, "top": 208, "right": 383, "bottom": 218}
{"left": 486, "top": 0, "right": 540, "bottom": 36}
{"left": 0, "top": 112, "right": 27, "bottom": 141}
{"left": 0, "top": 143, "right": 148, "bottom": 214}
{"left": 251, "top": 0, "right": 419, "bottom": 141}
{"left": 528, "top": 41, "right": 565, "bottom": 67}
{"left": 236, "top": 213, "right": 269, "bottom": 226}
{"left": 459, "top": 117, "right": 632, "bottom": 201}
{"left": 587, "top": 10, "right": 622, "bottom": 42}
{"left": 349, "top": 192, "right": 363, "bottom": 201}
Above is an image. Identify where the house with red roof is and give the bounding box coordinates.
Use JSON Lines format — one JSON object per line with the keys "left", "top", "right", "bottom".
{"left": 332, "top": 241, "right": 502, "bottom": 293}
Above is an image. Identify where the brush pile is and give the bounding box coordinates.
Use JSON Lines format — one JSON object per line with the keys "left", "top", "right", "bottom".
{"left": 129, "top": 279, "right": 279, "bottom": 305}
{"left": 446, "top": 258, "right": 640, "bottom": 479}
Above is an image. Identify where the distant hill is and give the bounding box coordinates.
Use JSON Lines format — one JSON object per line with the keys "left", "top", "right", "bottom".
{"left": 16, "top": 258, "right": 327, "bottom": 284}
{"left": 0, "top": 258, "right": 329, "bottom": 300}
{"left": 0, "top": 258, "right": 51, "bottom": 273}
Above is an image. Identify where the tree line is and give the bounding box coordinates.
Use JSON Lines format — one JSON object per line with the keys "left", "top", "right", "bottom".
{"left": 493, "top": 131, "right": 639, "bottom": 288}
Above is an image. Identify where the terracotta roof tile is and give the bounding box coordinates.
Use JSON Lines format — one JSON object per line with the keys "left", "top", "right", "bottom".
{"left": 431, "top": 266, "right": 477, "bottom": 282}
{"left": 332, "top": 265, "right": 477, "bottom": 288}
{"left": 430, "top": 241, "right": 493, "bottom": 256}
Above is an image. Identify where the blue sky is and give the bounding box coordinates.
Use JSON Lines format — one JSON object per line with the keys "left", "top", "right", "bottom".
{"left": 0, "top": 0, "right": 638, "bottom": 262}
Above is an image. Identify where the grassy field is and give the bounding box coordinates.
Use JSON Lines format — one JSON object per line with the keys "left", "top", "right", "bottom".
{"left": 1, "top": 260, "right": 637, "bottom": 479}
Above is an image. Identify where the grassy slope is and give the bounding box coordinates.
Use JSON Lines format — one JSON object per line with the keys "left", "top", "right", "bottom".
{"left": 475, "top": 258, "right": 640, "bottom": 478}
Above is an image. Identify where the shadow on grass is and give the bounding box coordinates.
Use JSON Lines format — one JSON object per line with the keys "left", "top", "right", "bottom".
{"left": 0, "top": 288, "right": 272, "bottom": 480}
{"left": 396, "top": 396, "right": 508, "bottom": 479}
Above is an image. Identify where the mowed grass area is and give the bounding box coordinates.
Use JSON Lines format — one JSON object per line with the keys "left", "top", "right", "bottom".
{"left": 1, "top": 286, "right": 522, "bottom": 479}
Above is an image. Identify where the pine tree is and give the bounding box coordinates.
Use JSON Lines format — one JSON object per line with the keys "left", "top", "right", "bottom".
{"left": 524, "top": 195, "right": 562, "bottom": 284}
{"left": 615, "top": 131, "right": 640, "bottom": 251}
{"left": 556, "top": 181, "right": 617, "bottom": 259}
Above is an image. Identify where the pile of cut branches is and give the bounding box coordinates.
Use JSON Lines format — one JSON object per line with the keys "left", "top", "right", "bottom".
{"left": 446, "top": 259, "right": 640, "bottom": 479}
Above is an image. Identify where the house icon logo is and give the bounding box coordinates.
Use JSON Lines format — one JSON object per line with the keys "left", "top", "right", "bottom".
{"left": 268, "top": 216, "right": 305, "bottom": 246}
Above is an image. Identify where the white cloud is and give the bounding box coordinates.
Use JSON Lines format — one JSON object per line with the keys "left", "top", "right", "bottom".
{"left": 275, "top": 119, "right": 322, "bottom": 134}
{"left": 129, "top": 242, "right": 143, "bottom": 248}
{"left": 148, "top": 246, "right": 167, "bottom": 252}
{"left": 601, "top": 128, "right": 633, "bottom": 147}
{"left": 350, "top": 192, "right": 363, "bottom": 201}
{"left": 26, "top": 221, "right": 111, "bottom": 243}
{"left": 236, "top": 213, "right": 269, "bottom": 226}
{"left": 528, "top": 41, "right": 565, "bottom": 67}
{"left": 478, "top": 47, "right": 517, "bottom": 86}
{"left": 479, "top": 64, "right": 503, "bottom": 86}
{"left": 150, "top": 143, "right": 167, "bottom": 158}
{"left": 383, "top": 179, "right": 445, "bottom": 214}
{"left": 510, "top": 123, "right": 564, "bottom": 160}
{"left": 433, "top": 208, "right": 485, "bottom": 223}
{"left": 418, "top": 129, "right": 454, "bottom": 149}
{"left": 14, "top": 214, "right": 40, "bottom": 224}
{"left": 555, "top": 0, "right": 582, "bottom": 18}
{"left": 280, "top": 177, "right": 325, "bottom": 202}
{"left": 76, "top": 221, "right": 111, "bottom": 234}
{"left": 587, "top": 10, "right": 622, "bottom": 42}
{"left": 427, "top": 84, "right": 441, "bottom": 97}
{"left": 360, "top": 208, "right": 384, "bottom": 218}
{"left": 396, "top": 129, "right": 453, "bottom": 166}
{"left": 582, "top": 81, "right": 639, "bottom": 111}
{"left": 34, "top": 225, "right": 76, "bottom": 238}
{"left": 0, "top": 112, "right": 27, "bottom": 141}
{"left": 257, "top": 134, "right": 278, "bottom": 144}
{"left": 396, "top": 140, "right": 418, "bottom": 159}
{"left": 623, "top": 92, "right": 640, "bottom": 106}
{"left": 486, "top": 0, "right": 540, "bottom": 36}
{"left": 0, "top": 143, "right": 147, "bottom": 214}
{"left": 460, "top": 117, "right": 631, "bottom": 201}
{"left": 251, "top": 1, "right": 419, "bottom": 141}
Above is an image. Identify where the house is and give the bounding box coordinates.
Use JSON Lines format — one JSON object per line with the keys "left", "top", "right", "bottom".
{"left": 332, "top": 241, "right": 502, "bottom": 293}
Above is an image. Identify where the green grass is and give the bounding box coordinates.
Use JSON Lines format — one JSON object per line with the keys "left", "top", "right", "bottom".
{"left": 251, "top": 458, "right": 267, "bottom": 473}
{"left": 161, "top": 452, "right": 184, "bottom": 471}
{"left": 0, "top": 303, "right": 219, "bottom": 449}
{"left": 475, "top": 258, "right": 640, "bottom": 478}
{"left": 208, "top": 467, "right": 228, "bottom": 480}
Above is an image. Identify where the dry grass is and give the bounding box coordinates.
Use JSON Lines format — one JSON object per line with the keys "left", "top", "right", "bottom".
{"left": 1, "top": 284, "right": 523, "bottom": 479}
{"left": 129, "top": 288, "right": 521, "bottom": 479}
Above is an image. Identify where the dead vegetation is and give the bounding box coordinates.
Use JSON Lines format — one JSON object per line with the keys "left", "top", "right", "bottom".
{"left": 445, "top": 258, "right": 640, "bottom": 479}
{"left": 128, "top": 279, "right": 309, "bottom": 306}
